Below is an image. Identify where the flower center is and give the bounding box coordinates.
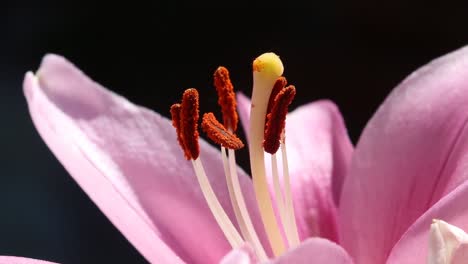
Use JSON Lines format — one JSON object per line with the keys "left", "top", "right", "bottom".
{"left": 170, "top": 53, "right": 299, "bottom": 260}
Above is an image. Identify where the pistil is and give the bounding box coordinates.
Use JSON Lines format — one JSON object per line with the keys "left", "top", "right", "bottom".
{"left": 249, "top": 53, "right": 286, "bottom": 256}
{"left": 212, "top": 68, "right": 267, "bottom": 260}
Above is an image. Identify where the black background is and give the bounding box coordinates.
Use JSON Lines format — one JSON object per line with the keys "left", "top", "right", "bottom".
{"left": 1, "top": 1, "right": 468, "bottom": 263}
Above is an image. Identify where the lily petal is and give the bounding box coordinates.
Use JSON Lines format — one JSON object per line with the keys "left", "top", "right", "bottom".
{"left": 269, "top": 238, "right": 354, "bottom": 264}
{"left": 0, "top": 256, "right": 57, "bottom": 264}
{"left": 237, "top": 93, "right": 353, "bottom": 241}
{"left": 24, "top": 55, "right": 266, "bottom": 263}
{"left": 339, "top": 45, "right": 468, "bottom": 263}
{"left": 386, "top": 182, "right": 468, "bottom": 264}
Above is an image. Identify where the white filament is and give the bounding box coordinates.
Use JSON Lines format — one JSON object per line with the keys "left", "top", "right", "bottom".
{"left": 281, "top": 141, "right": 300, "bottom": 247}
{"left": 221, "top": 147, "right": 249, "bottom": 242}
{"left": 191, "top": 158, "right": 243, "bottom": 248}
{"left": 270, "top": 154, "right": 289, "bottom": 245}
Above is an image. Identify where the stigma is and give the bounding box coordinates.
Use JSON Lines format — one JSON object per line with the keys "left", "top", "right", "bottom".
{"left": 170, "top": 53, "right": 298, "bottom": 260}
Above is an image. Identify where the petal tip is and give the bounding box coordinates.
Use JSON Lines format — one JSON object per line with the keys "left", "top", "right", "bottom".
{"left": 23, "top": 71, "right": 37, "bottom": 101}
{"left": 36, "top": 53, "right": 75, "bottom": 80}
{"left": 40, "top": 53, "right": 68, "bottom": 68}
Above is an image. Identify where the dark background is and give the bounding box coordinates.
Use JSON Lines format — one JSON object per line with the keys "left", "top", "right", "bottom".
{"left": 1, "top": 1, "right": 467, "bottom": 263}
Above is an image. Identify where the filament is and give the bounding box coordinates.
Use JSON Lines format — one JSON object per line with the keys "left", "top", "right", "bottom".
{"left": 191, "top": 158, "right": 243, "bottom": 248}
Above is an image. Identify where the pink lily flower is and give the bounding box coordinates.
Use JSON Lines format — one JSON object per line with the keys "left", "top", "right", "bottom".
{"left": 19, "top": 45, "right": 468, "bottom": 263}
{"left": 20, "top": 52, "right": 353, "bottom": 264}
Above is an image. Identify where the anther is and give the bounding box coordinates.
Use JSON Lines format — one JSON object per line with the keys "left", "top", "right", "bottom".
{"left": 180, "top": 88, "right": 200, "bottom": 160}
{"left": 263, "top": 85, "right": 296, "bottom": 154}
{"left": 170, "top": 103, "right": 191, "bottom": 160}
{"left": 266, "top": 77, "right": 287, "bottom": 116}
{"left": 213, "top": 66, "right": 238, "bottom": 132}
{"left": 202, "top": 112, "right": 244, "bottom": 150}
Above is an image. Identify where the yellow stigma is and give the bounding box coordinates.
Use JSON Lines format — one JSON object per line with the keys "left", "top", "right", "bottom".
{"left": 253, "top": 52, "right": 284, "bottom": 80}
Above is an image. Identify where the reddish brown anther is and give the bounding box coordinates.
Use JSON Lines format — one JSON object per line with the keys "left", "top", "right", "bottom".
{"left": 170, "top": 103, "right": 191, "bottom": 159}
{"left": 202, "top": 112, "right": 244, "bottom": 150}
{"left": 213, "top": 66, "right": 238, "bottom": 132}
{"left": 263, "top": 85, "right": 296, "bottom": 154}
{"left": 267, "top": 76, "right": 287, "bottom": 116}
{"left": 180, "top": 88, "right": 200, "bottom": 159}
{"left": 170, "top": 89, "right": 200, "bottom": 160}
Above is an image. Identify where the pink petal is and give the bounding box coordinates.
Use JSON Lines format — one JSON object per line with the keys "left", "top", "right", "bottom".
{"left": 24, "top": 55, "right": 267, "bottom": 264}
{"left": 237, "top": 93, "right": 353, "bottom": 241}
{"left": 269, "top": 238, "right": 354, "bottom": 264}
{"left": 387, "top": 182, "right": 468, "bottom": 263}
{"left": 0, "top": 256, "right": 57, "bottom": 264}
{"left": 339, "top": 45, "right": 468, "bottom": 264}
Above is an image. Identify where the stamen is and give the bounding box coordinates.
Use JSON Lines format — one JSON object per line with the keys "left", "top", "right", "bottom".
{"left": 249, "top": 52, "right": 286, "bottom": 256}
{"left": 180, "top": 88, "right": 200, "bottom": 159}
{"left": 265, "top": 84, "right": 297, "bottom": 247}
{"left": 171, "top": 89, "right": 244, "bottom": 249}
{"left": 214, "top": 66, "right": 238, "bottom": 132}
{"left": 264, "top": 85, "right": 296, "bottom": 154}
{"left": 201, "top": 113, "right": 244, "bottom": 150}
{"left": 263, "top": 85, "right": 297, "bottom": 247}
{"left": 170, "top": 103, "right": 191, "bottom": 160}
{"left": 213, "top": 67, "right": 267, "bottom": 259}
